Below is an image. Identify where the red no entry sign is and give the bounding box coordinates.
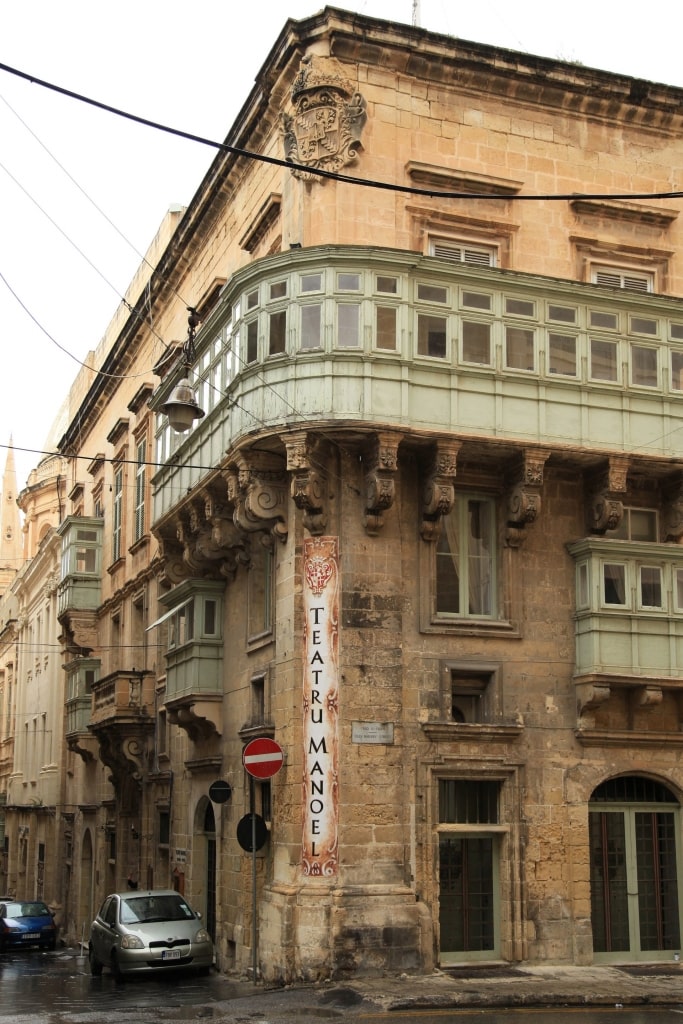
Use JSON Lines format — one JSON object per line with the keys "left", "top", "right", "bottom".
{"left": 242, "top": 737, "right": 284, "bottom": 779}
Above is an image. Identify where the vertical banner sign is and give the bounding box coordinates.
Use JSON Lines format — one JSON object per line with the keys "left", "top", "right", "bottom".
{"left": 302, "top": 536, "right": 340, "bottom": 876}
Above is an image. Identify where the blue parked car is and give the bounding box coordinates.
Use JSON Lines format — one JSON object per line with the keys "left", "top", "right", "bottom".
{"left": 0, "top": 899, "right": 58, "bottom": 951}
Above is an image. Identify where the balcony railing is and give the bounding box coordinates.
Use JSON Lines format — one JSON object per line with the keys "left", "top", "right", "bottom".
{"left": 90, "top": 670, "right": 155, "bottom": 727}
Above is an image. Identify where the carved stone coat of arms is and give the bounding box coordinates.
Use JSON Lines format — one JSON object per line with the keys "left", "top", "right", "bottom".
{"left": 280, "top": 54, "right": 368, "bottom": 181}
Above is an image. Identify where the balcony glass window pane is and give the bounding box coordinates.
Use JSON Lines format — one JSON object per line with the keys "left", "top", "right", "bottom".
{"left": 76, "top": 547, "right": 97, "bottom": 573}
{"left": 246, "top": 320, "right": 258, "bottom": 362}
{"left": 548, "top": 333, "right": 577, "bottom": 376}
{"left": 639, "top": 566, "right": 662, "bottom": 608}
{"left": 548, "top": 304, "right": 576, "bottom": 323}
{"left": 631, "top": 345, "right": 658, "bottom": 387}
{"left": 672, "top": 351, "right": 683, "bottom": 391}
{"left": 418, "top": 314, "right": 447, "bottom": 358}
{"left": 301, "top": 273, "right": 322, "bottom": 293}
{"left": 591, "top": 339, "right": 618, "bottom": 381}
{"left": 337, "top": 273, "right": 360, "bottom": 291}
{"left": 631, "top": 316, "right": 657, "bottom": 335}
{"left": 204, "top": 600, "right": 216, "bottom": 635}
{"left": 505, "top": 297, "right": 534, "bottom": 317}
{"left": 377, "top": 276, "right": 397, "bottom": 294}
{"left": 418, "top": 283, "right": 448, "bottom": 304}
{"left": 590, "top": 310, "right": 618, "bottom": 330}
{"left": 246, "top": 289, "right": 258, "bottom": 310}
{"left": 462, "top": 291, "right": 491, "bottom": 311}
{"left": 338, "top": 304, "right": 360, "bottom": 347}
{"left": 269, "top": 310, "right": 286, "bottom": 355}
{"left": 671, "top": 324, "right": 683, "bottom": 341}
{"left": 577, "top": 562, "right": 589, "bottom": 608}
{"left": 603, "top": 563, "right": 626, "bottom": 605}
{"left": 301, "top": 304, "right": 322, "bottom": 349}
{"left": 676, "top": 569, "right": 683, "bottom": 611}
{"left": 269, "top": 280, "right": 287, "bottom": 300}
{"left": 505, "top": 326, "right": 534, "bottom": 370}
{"left": 376, "top": 306, "right": 397, "bottom": 350}
{"left": 462, "top": 321, "right": 491, "bottom": 365}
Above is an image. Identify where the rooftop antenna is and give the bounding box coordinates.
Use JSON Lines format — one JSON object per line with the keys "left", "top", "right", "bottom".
{"left": 412, "top": 0, "right": 420, "bottom": 27}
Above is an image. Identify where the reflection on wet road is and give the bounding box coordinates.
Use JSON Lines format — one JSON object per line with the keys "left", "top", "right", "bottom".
{"left": 0, "top": 947, "right": 242, "bottom": 1014}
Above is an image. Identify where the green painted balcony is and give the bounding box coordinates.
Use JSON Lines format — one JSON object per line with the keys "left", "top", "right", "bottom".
{"left": 150, "top": 245, "right": 683, "bottom": 522}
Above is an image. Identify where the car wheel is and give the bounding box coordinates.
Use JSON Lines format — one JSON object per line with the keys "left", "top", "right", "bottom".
{"left": 88, "top": 945, "right": 103, "bottom": 976}
{"left": 110, "top": 951, "right": 124, "bottom": 982}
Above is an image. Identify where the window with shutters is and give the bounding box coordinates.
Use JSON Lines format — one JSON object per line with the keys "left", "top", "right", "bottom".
{"left": 112, "top": 466, "right": 123, "bottom": 563}
{"left": 592, "top": 266, "right": 654, "bottom": 293}
{"left": 134, "top": 439, "right": 146, "bottom": 542}
{"left": 430, "top": 239, "right": 497, "bottom": 267}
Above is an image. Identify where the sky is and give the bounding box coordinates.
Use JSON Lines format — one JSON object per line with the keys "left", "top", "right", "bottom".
{"left": 2, "top": 0, "right": 683, "bottom": 491}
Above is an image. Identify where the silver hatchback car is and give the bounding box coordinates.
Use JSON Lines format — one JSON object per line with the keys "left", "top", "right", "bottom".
{"left": 89, "top": 890, "right": 213, "bottom": 978}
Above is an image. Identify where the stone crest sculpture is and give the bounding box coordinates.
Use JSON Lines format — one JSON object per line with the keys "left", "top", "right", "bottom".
{"left": 280, "top": 54, "right": 367, "bottom": 181}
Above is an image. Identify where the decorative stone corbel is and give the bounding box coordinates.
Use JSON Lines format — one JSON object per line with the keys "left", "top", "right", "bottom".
{"left": 363, "top": 431, "right": 402, "bottom": 535}
{"left": 505, "top": 448, "right": 550, "bottom": 548}
{"left": 587, "top": 456, "right": 629, "bottom": 534}
{"left": 225, "top": 451, "right": 288, "bottom": 543}
{"left": 156, "top": 530, "right": 191, "bottom": 585}
{"left": 632, "top": 684, "right": 663, "bottom": 710}
{"left": 576, "top": 680, "right": 611, "bottom": 715}
{"left": 203, "top": 488, "right": 249, "bottom": 578}
{"left": 420, "top": 440, "right": 461, "bottom": 541}
{"left": 285, "top": 431, "right": 329, "bottom": 535}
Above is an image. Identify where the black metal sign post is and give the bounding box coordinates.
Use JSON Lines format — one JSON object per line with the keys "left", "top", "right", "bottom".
{"left": 239, "top": 738, "right": 284, "bottom": 985}
{"left": 250, "top": 774, "right": 257, "bottom": 985}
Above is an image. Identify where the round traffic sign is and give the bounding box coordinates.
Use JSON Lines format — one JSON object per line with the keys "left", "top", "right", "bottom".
{"left": 236, "top": 813, "right": 269, "bottom": 852}
{"left": 242, "top": 737, "right": 284, "bottom": 779}
{"left": 208, "top": 779, "right": 232, "bottom": 804}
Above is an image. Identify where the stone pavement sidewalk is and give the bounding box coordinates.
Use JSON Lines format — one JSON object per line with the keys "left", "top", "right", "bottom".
{"left": 327, "top": 962, "right": 683, "bottom": 1011}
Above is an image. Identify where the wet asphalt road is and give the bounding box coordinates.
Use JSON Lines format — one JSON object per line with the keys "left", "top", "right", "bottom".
{"left": 4, "top": 948, "right": 683, "bottom": 1024}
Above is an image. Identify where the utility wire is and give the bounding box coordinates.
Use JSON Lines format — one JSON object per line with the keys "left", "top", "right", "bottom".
{"left": 1, "top": 60, "right": 682, "bottom": 203}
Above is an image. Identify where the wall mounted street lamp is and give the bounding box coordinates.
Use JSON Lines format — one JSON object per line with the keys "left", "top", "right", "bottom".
{"left": 160, "top": 308, "right": 206, "bottom": 433}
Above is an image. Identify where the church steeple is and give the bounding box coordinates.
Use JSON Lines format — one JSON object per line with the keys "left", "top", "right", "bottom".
{"left": 0, "top": 438, "right": 24, "bottom": 594}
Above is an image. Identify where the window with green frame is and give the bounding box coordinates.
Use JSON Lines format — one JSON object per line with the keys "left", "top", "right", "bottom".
{"left": 436, "top": 496, "right": 496, "bottom": 617}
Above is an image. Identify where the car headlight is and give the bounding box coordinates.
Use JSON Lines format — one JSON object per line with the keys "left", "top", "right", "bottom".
{"left": 194, "top": 928, "right": 211, "bottom": 944}
{"left": 120, "top": 934, "right": 145, "bottom": 949}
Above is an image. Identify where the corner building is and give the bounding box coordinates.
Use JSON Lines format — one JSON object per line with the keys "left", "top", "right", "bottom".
{"left": 60, "top": 9, "right": 683, "bottom": 978}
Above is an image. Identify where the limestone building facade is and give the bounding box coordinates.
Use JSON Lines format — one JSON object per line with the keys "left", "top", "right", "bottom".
{"left": 4, "top": 7, "right": 683, "bottom": 979}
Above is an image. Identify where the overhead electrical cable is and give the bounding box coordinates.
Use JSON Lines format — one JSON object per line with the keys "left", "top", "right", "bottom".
{"left": 0, "top": 60, "right": 682, "bottom": 202}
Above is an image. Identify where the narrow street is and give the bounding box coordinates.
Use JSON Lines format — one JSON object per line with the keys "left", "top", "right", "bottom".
{"left": 2, "top": 948, "right": 683, "bottom": 1024}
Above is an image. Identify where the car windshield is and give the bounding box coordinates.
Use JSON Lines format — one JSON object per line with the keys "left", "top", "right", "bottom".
{"left": 4, "top": 902, "right": 50, "bottom": 919}
{"left": 119, "top": 895, "right": 195, "bottom": 925}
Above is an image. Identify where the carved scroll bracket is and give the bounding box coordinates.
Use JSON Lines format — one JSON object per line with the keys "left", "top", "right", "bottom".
{"left": 363, "top": 432, "right": 403, "bottom": 535}
{"left": 420, "top": 440, "right": 461, "bottom": 542}
{"left": 505, "top": 448, "right": 550, "bottom": 548}
{"left": 225, "top": 451, "right": 288, "bottom": 544}
{"left": 285, "top": 431, "right": 329, "bottom": 536}
{"left": 587, "top": 456, "right": 629, "bottom": 534}
{"left": 155, "top": 482, "right": 249, "bottom": 584}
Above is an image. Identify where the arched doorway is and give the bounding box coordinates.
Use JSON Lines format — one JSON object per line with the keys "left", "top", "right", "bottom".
{"left": 194, "top": 798, "right": 217, "bottom": 941}
{"left": 589, "top": 775, "right": 683, "bottom": 961}
{"left": 80, "top": 830, "right": 94, "bottom": 940}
